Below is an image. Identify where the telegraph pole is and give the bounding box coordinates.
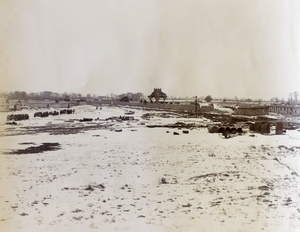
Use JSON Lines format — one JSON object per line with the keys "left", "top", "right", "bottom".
{"left": 194, "top": 96, "right": 199, "bottom": 118}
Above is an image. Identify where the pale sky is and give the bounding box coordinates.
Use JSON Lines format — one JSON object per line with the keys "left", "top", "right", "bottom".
{"left": 1, "top": 0, "right": 300, "bottom": 100}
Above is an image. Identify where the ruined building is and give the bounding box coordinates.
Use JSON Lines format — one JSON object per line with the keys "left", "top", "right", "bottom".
{"left": 148, "top": 88, "right": 167, "bottom": 103}
{"left": 269, "top": 104, "right": 300, "bottom": 116}
{"left": 234, "top": 105, "right": 269, "bottom": 116}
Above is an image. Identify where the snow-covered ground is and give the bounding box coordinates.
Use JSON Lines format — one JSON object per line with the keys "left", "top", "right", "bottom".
{"left": 0, "top": 105, "right": 299, "bottom": 232}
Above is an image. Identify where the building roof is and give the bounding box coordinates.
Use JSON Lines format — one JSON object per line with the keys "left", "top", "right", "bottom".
{"left": 120, "top": 96, "right": 131, "bottom": 102}
{"left": 148, "top": 88, "right": 167, "bottom": 98}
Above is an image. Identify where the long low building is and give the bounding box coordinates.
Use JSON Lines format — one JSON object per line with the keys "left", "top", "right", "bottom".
{"left": 269, "top": 104, "right": 300, "bottom": 116}
{"left": 234, "top": 105, "right": 269, "bottom": 116}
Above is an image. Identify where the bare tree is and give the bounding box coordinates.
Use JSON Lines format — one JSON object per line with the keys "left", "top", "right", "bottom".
{"left": 288, "top": 92, "right": 294, "bottom": 103}
{"left": 293, "top": 91, "right": 299, "bottom": 103}
{"left": 288, "top": 91, "right": 299, "bottom": 103}
{"left": 270, "top": 97, "right": 280, "bottom": 102}
{"left": 234, "top": 96, "right": 239, "bottom": 104}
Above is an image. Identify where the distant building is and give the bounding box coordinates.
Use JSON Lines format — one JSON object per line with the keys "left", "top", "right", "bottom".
{"left": 76, "top": 99, "right": 86, "bottom": 105}
{"left": 14, "top": 101, "right": 22, "bottom": 111}
{"left": 120, "top": 96, "right": 132, "bottom": 102}
{"left": 269, "top": 104, "right": 300, "bottom": 116}
{"left": 200, "top": 103, "right": 214, "bottom": 112}
{"left": 234, "top": 105, "right": 269, "bottom": 116}
{"left": 148, "top": 88, "right": 167, "bottom": 103}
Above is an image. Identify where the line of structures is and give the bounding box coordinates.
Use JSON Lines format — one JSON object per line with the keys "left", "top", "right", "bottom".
{"left": 1, "top": 88, "right": 300, "bottom": 117}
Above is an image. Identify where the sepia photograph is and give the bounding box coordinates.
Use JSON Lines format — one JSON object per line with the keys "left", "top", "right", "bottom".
{"left": 0, "top": 0, "right": 300, "bottom": 231}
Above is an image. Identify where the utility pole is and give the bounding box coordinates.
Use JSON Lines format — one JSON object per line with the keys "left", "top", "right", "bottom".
{"left": 194, "top": 96, "right": 199, "bottom": 118}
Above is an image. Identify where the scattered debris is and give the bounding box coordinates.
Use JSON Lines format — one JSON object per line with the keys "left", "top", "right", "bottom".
{"left": 208, "top": 124, "right": 243, "bottom": 134}
{"left": 182, "top": 203, "right": 192, "bottom": 208}
{"left": 6, "top": 143, "right": 61, "bottom": 155}
{"left": 6, "top": 121, "right": 17, "bottom": 125}
{"left": 159, "top": 175, "right": 178, "bottom": 184}
{"left": 20, "top": 213, "right": 28, "bottom": 216}
{"left": 7, "top": 114, "right": 29, "bottom": 121}
{"left": 258, "top": 186, "right": 270, "bottom": 191}
{"left": 85, "top": 185, "right": 94, "bottom": 191}
{"left": 125, "top": 110, "right": 135, "bottom": 115}
{"left": 207, "top": 124, "right": 243, "bottom": 139}
{"left": 80, "top": 118, "right": 93, "bottom": 122}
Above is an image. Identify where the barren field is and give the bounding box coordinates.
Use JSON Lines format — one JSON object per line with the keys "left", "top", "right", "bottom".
{"left": 0, "top": 105, "right": 299, "bottom": 232}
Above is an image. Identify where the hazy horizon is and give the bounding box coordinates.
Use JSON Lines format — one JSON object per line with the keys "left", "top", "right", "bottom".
{"left": 1, "top": 89, "right": 295, "bottom": 102}
{"left": 1, "top": 0, "right": 300, "bottom": 100}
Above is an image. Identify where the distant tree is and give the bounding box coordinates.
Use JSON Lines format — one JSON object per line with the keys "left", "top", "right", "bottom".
{"left": 289, "top": 93, "right": 292, "bottom": 102}
{"left": 270, "top": 97, "right": 280, "bottom": 102}
{"left": 204, "top": 95, "right": 213, "bottom": 103}
{"left": 61, "top": 92, "right": 69, "bottom": 99}
{"left": 234, "top": 96, "right": 239, "bottom": 104}
{"left": 8, "top": 91, "right": 28, "bottom": 99}
{"left": 293, "top": 91, "right": 299, "bottom": 103}
{"left": 69, "top": 93, "right": 75, "bottom": 98}
{"left": 222, "top": 98, "right": 226, "bottom": 103}
{"left": 63, "top": 93, "right": 70, "bottom": 100}
{"left": 256, "top": 99, "right": 263, "bottom": 104}
{"left": 132, "top": 92, "right": 143, "bottom": 101}
{"left": 288, "top": 91, "right": 299, "bottom": 103}
{"left": 28, "top": 92, "right": 37, "bottom": 99}
{"left": 21, "top": 91, "right": 28, "bottom": 99}
{"left": 39, "top": 91, "right": 52, "bottom": 98}
{"left": 110, "top": 93, "right": 116, "bottom": 99}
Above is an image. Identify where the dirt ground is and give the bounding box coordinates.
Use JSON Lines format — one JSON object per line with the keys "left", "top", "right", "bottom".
{"left": 0, "top": 105, "right": 299, "bottom": 232}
